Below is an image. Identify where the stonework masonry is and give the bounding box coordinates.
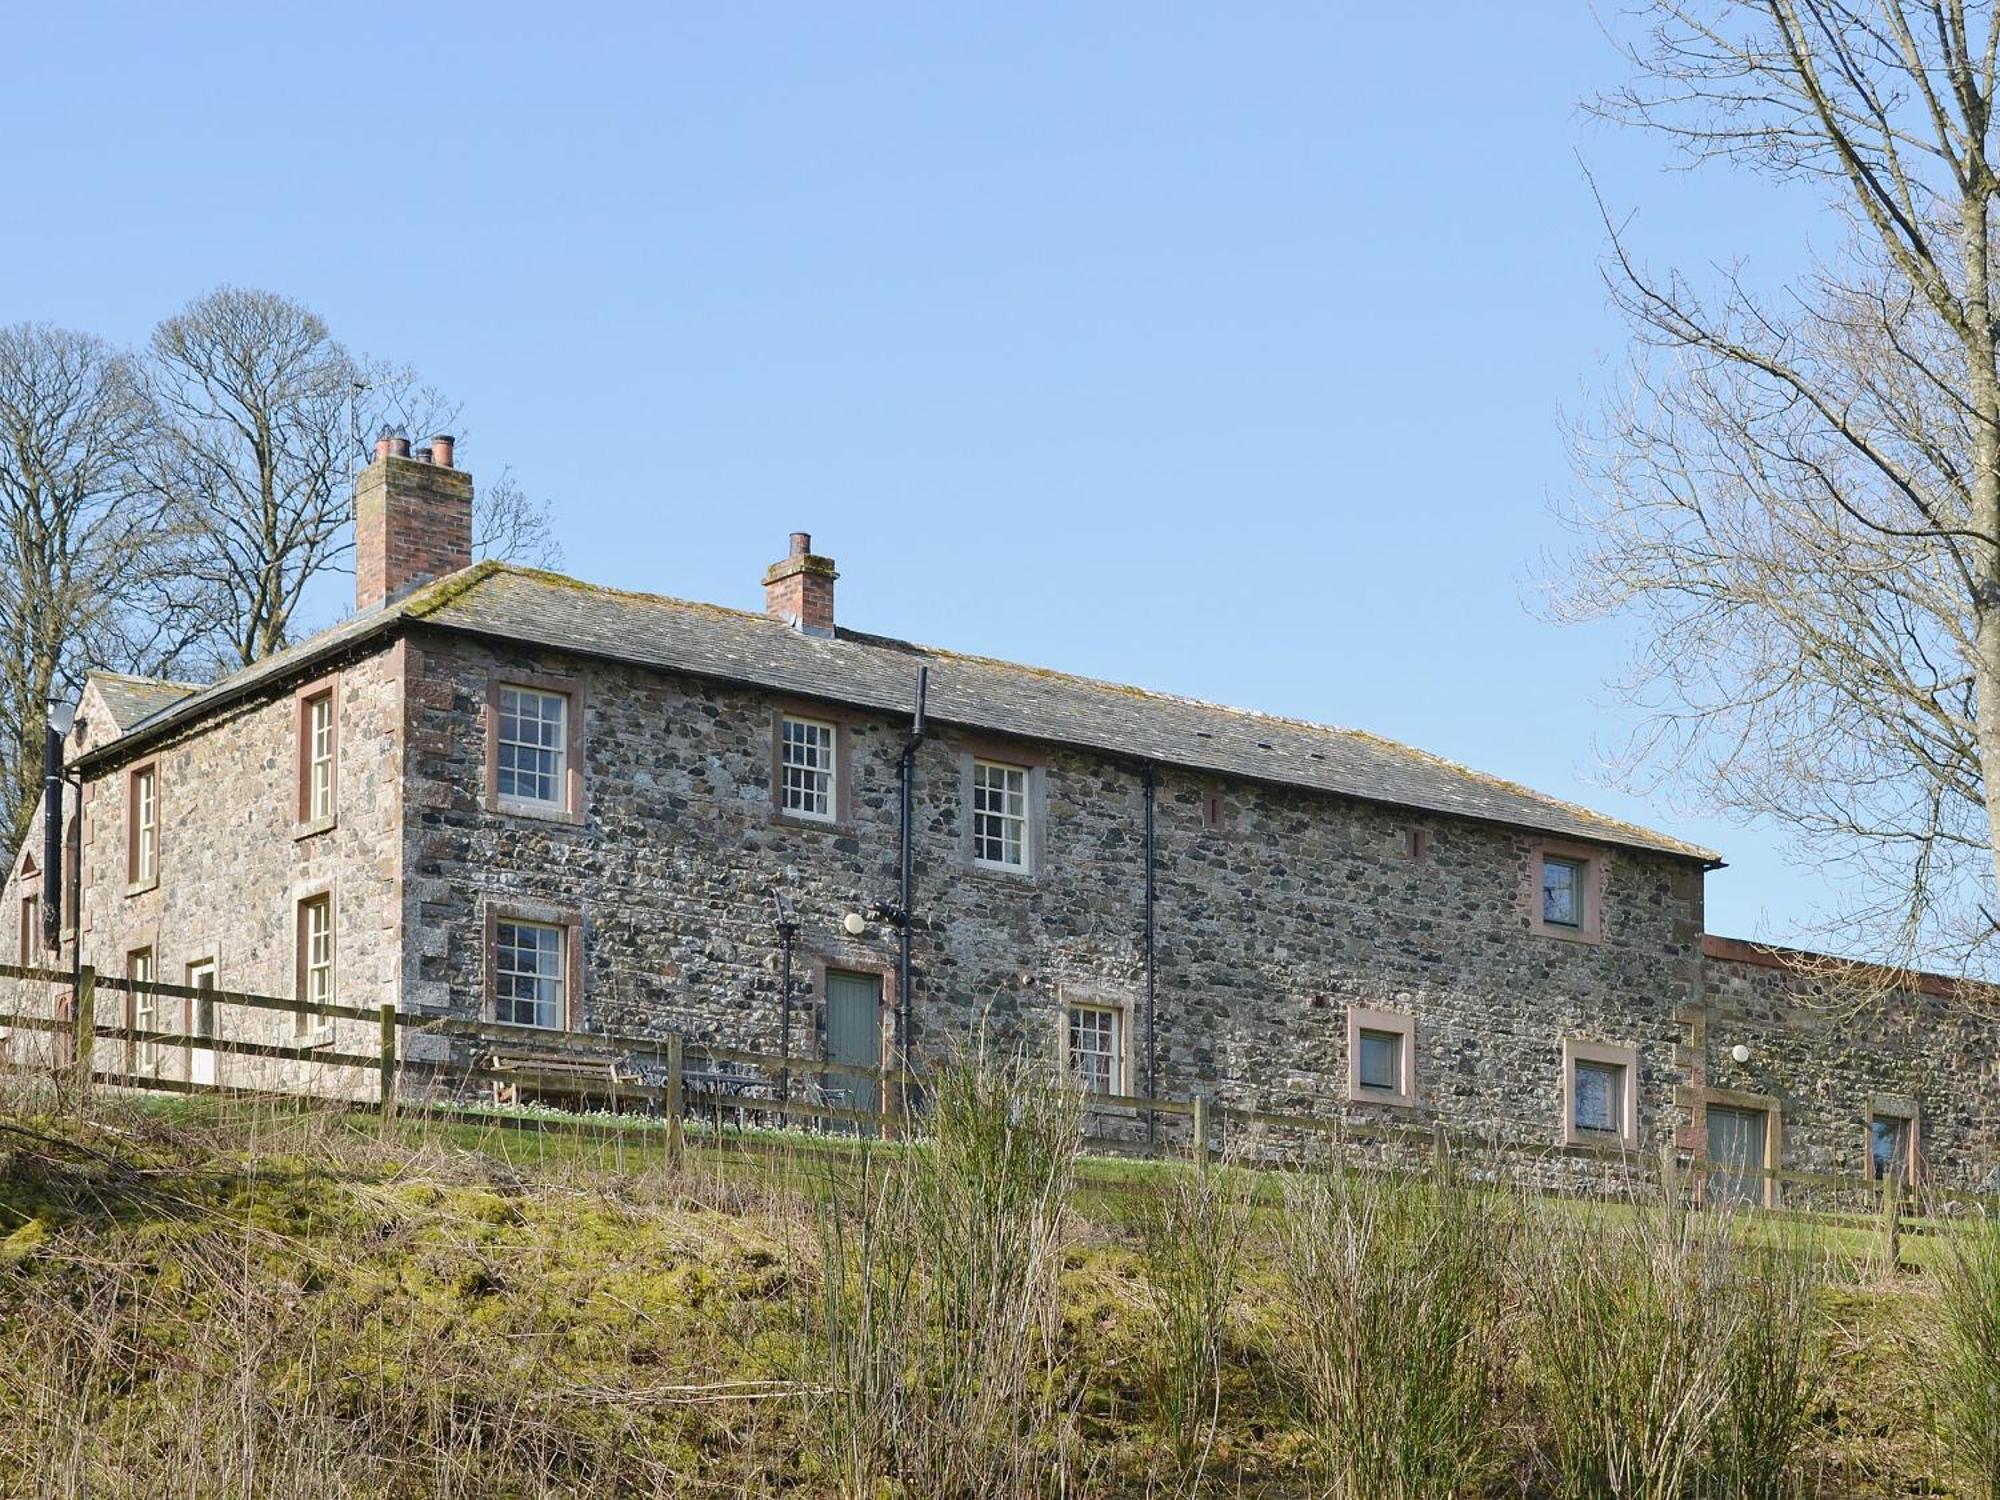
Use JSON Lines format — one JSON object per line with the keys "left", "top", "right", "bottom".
{"left": 4, "top": 450, "right": 1993, "bottom": 1193}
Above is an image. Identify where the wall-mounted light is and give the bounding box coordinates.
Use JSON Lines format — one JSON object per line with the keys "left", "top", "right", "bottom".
{"left": 1730, "top": 1043, "right": 1752, "bottom": 1065}
{"left": 842, "top": 911, "right": 868, "bottom": 937}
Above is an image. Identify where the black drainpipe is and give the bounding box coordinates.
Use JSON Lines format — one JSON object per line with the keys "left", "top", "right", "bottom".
{"left": 1143, "top": 761, "right": 1158, "bottom": 1147}
{"left": 898, "top": 666, "right": 929, "bottom": 1086}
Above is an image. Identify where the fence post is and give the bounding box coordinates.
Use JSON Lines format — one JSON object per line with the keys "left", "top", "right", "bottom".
{"left": 1658, "top": 1142, "right": 1679, "bottom": 1206}
{"left": 1881, "top": 1170, "right": 1903, "bottom": 1274}
{"left": 378, "top": 1003, "right": 398, "bottom": 1128}
{"left": 72, "top": 965, "right": 96, "bottom": 1103}
{"left": 1191, "top": 1093, "right": 1209, "bottom": 1173}
{"left": 665, "top": 1033, "right": 684, "bottom": 1166}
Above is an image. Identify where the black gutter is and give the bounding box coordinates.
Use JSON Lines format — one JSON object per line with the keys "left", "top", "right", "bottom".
{"left": 40, "top": 722, "right": 63, "bottom": 946}
{"left": 898, "top": 665, "right": 928, "bottom": 1086}
{"left": 1143, "top": 760, "right": 1158, "bottom": 1148}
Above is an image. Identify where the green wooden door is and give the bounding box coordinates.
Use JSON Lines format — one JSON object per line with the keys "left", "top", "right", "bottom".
{"left": 824, "top": 971, "right": 882, "bottom": 1122}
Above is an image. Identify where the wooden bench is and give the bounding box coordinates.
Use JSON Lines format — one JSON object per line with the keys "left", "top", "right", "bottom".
{"left": 488, "top": 1052, "right": 647, "bottom": 1109}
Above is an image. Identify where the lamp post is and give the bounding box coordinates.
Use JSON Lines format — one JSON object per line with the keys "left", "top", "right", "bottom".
{"left": 772, "top": 888, "right": 799, "bottom": 1104}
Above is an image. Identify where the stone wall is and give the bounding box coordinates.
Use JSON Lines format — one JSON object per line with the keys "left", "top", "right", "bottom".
{"left": 1698, "top": 941, "right": 2000, "bottom": 1195}
{"left": 401, "top": 625, "right": 1707, "bottom": 1167}
{"left": 66, "top": 644, "right": 408, "bottom": 1099}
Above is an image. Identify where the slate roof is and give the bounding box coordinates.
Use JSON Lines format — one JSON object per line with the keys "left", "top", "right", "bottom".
{"left": 81, "top": 561, "right": 1722, "bottom": 865}
{"left": 85, "top": 671, "right": 201, "bottom": 734}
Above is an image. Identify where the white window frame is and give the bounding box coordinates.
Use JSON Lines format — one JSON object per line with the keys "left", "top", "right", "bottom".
{"left": 972, "top": 759, "right": 1030, "bottom": 872}
{"left": 494, "top": 919, "right": 567, "bottom": 1031}
{"left": 298, "top": 895, "right": 334, "bottom": 1040}
{"left": 306, "top": 691, "right": 336, "bottom": 822}
{"left": 131, "top": 765, "right": 158, "bottom": 887}
{"left": 129, "top": 947, "right": 157, "bottom": 1075}
{"left": 1066, "top": 1003, "right": 1123, "bottom": 1097}
{"left": 496, "top": 685, "right": 570, "bottom": 810}
{"left": 779, "top": 715, "right": 837, "bottom": 822}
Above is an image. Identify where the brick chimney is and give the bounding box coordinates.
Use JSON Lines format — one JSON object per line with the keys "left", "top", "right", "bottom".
{"left": 763, "top": 532, "right": 837, "bottom": 636}
{"left": 354, "top": 429, "right": 473, "bottom": 612}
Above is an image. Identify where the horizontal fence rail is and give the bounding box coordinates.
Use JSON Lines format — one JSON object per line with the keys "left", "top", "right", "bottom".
{"left": 0, "top": 964, "right": 1985, "bottom": 1248}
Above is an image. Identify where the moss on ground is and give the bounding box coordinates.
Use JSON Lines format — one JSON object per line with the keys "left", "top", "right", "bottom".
{"left": 0, "top": 1098, "right": 1973, "bottom": 1497}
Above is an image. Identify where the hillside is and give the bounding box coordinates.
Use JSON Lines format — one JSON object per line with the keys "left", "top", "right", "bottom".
{"left": 0, "top": 1078, "right": 1980, "bottom": 1499}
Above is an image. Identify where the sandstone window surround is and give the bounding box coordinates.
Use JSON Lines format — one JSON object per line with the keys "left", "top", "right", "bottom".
{"left": 294, "top": 674, "right": 340, "bottom": 837}
{"left": 125, "top": 758, "right": 160, "bottom": 895}
{"left": 1702, "top": 1086, "right": 1783, "bottom": 1208}
{"left": 1561, "top": 1037, "right": 1639, "bottom": 1148}
{"left": 485, "top": 673, "right": 586, "bottom": 826}
{"left": 1866, "top": 1095, "right": 1922, "bottom": 1185}
{"left": 483, "top": 898, "right": 583, "bottom": 1032}
{"left": 1347, "top": 1005, "right": 1416, "bottom": 1107}
{"left": 773, "top": 710, "right": 849, "bottom": 826}
{"left": 1529, "top": 840, "right": 1606, "bottom": 944}
{"left": 127, "top": 943, "right": 158, "bottom": 1077}
{"left": 19, "top": 891, "right": 37, "bottom": 964}
{"left": 293, "top": 886, "right": 336, "bottom": 1046}
{"left": 1065, "top": 1001, "right": 1126, "bottom": 1097}
{"left": 964, "top": 746, "right": 1044, "bottom": 876}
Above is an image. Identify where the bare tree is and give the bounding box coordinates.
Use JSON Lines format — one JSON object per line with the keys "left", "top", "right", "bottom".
{"left": 1561, "top": 2, "right": 2000, "bottom": 969}
{"left": 0, "top": 326, "right": 193, "bottom": 846}
{"left": 145, "top": 289, "right": 560, "bottom": 668}
{"left": 145, "top": 287, "right": 359, "bottom": 667}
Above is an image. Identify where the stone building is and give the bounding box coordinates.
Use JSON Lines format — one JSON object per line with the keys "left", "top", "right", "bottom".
{"left": 5, "top": 442, "right": 1997, "bottom": 1192}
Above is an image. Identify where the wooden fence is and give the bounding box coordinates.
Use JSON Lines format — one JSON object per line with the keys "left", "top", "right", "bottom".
{"left": 0, "top": 961, "right": 1983, "bottom": 1256}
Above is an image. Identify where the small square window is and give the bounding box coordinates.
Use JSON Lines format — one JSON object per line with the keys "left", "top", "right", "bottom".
{"left": 1542, "top": 856, "right": 1583, "bottom": 928}
{"left": 1870, "top": 1113, "right": 1915, "bottom": 1184}
{"left": 497, "top": 687, "right": 569, "bottom": 807}
{"left": 1357, "top": 1028, "right": 1402, "bottom": 1092}
{"left": 972, "top": 760, "right": 1030, "bottom": 870}
{"left": 495, "top": 920, "right": 567, "bottom": 1030}
{"left": 1067, "top": 1004, "right": 1121, "bottom": 1095}
{"left": 1573, "top": 1060, "right": 1623, "bottom": 1133}
{"left": 780, "top": 716, "right": 836, "bottom": 821}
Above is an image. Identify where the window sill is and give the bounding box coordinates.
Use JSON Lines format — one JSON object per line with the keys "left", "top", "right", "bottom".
{"left": 292, "top": 815, "right": 338, "bottom": 843}
{"left": 1348, "top": 1087, "right": 1416, "bottom": 1109}
{"left": 289, "top": 1024, "right": 336, "bottom": 1052}
{"left": 123, "top": 877, "right": 159, "bottom": 900}
{"left": 1532, "top": 922, "right": 1603, "bottom": 946}
{"left": 490, "top": 797, "right": 584, "bottom": 827}
{"left": 1562, "top": 1126, "right": 1637, "bottom": 1152}
{"left": 967, "top": 860, "right": 1037, "bottom": 885}
{"left": 770, "top": 812, "right": 854, "bottom": 837}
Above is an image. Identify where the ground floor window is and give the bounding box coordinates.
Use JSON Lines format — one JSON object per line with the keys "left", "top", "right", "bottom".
{"left": 1706, "top": 1103, "right": 1771, "bottom": 1206}
{"left": 1869, "top": 1108, "right": 1918, "bottom": 1185}
{"left": 1561, "top": 1039, "right": 1638, "bottom": 1146}
{"left": 1067, "top": 1004, "right": 1122, "bottom": 1096}
{"left": 128, "top": 947, "right": 157, "bottom": 1075}
{"left": 495, "top": 920, "right": 567, "bottom": 1030}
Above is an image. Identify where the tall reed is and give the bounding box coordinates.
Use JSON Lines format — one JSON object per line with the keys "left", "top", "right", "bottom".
{"left": 802, "top": 1050, "right": 1085, "bottom": 1500}
{"left": 1136, "top": 1153, "right": 1253, "bottom": 1490}
{"left": 1273, "top": 1146, "right": 1509, "bottom": 1500}
{"left": 1931, "top": 1207, "right": 2000, "bottom": 1498}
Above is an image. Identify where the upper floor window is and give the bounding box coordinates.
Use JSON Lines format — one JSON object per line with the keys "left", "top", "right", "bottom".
{"left": 1532, "top": 843, "right": 1604, "bottom": 943}
{"left": 19, "top": 893, "right": 37, "bottom": 962}
{"left": 494, "top": 919, "right": 567, "bottom": 1030}
{"left": 128, "top": 764, "right": 158, "bottom": 888}
{"left": 1067, "top": 1003, "right": 1122, "bottom": 1095}
{"left": 297, "top": 894, "right": 333, "bottom": 1038}
{"left": 1542, "top": 856, "right": 1583, "bottom": 928}
{"left": 972, "top": 759, "right": 1029, "bottom": 870}
{"left": 497, "top": 686, "right": 568, "bottom": 808}
{"left": 780, "top": 716, "right": 836, "bottom": 822}
{"left": 301, "top": 687, "right": 336, "bottom": 824}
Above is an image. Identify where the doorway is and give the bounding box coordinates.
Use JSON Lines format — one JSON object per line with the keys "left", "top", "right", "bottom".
{"left": 187, "top": 960, "right": 217, "bottom": 1087}
{"left": 824, "top": 970, "right": 883, "bottom": 1125}
{"left": 1706, "top": 1103, "right": 1769, "bottom": 1207}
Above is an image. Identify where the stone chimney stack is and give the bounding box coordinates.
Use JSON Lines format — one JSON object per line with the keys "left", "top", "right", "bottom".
{"left": 355, "top": 428, "right": 473, "bottom": 612}
{"left": 763, "top": 532, "right": 838, "bottom": 636}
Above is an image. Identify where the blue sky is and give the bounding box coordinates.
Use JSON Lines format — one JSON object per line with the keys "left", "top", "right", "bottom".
{"left": 4, "top": 4, "right": 1832, "bottom": 940}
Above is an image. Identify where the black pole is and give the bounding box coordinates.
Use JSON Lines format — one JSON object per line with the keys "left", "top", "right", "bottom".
{"left": 40, "top": 723, "right": 62, "bottom": 950}
{"left": 778, "top": 918, "right": 795, "bottom": 1101}
{"left": 898, "top": 666, "right": 928, "bottom": 1082}
{"left": 1143, "top": 761, "right": 1158, "bottom": 1148}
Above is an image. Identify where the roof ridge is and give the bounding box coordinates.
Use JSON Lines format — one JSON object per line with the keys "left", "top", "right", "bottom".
{"left": 85, "top": 668, "right": 205, "bottom": 692}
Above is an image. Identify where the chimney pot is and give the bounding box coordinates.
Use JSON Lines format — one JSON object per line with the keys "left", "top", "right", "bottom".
{"left": 389, "top": 433, "right": 411, "bottom": 459}
{"left": 375, "top": 424, "right": 395, "bottom": 460}
{"left": 432, "top": 434, "right": 455, "bottom": 469}
{"left": 790, "top": 531, "right": 811, "bottom": 558}
{"left": 415, "top": 445, "right": 434, "bottom": 464}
